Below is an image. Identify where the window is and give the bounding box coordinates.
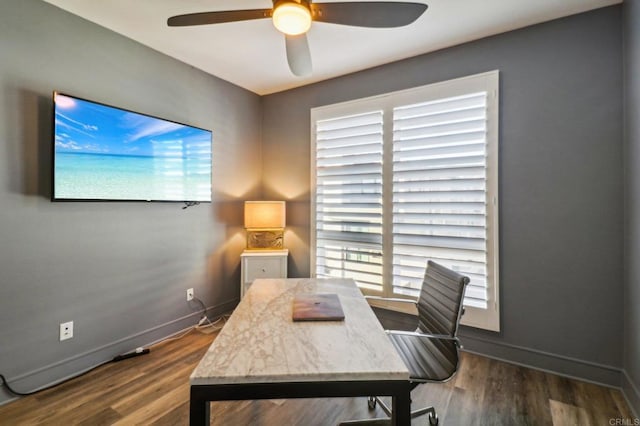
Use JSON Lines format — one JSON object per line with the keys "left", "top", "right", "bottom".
{"left": 311, "top": 71, "right": 500, "bottom": 331}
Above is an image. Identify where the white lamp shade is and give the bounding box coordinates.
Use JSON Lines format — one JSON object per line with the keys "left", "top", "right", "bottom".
{"left": 244, "top": 201, "right": 286, "bottom": 229}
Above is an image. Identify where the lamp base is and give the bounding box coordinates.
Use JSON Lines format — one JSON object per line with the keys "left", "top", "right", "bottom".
{"left": 246, "top": 229, "right": 284, "bottom": 250}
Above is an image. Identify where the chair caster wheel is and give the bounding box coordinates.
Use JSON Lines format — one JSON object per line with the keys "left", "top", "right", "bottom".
{"left": 428, "top": 413, "right": 439, "bottom": 425}
{"left": 367, "top": 396, "right": 377, "bottom": 410}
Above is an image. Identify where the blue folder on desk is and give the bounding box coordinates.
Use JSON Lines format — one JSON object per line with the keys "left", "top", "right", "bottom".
{"left": 292, "top": 293, "right": 345, "bottom": 322}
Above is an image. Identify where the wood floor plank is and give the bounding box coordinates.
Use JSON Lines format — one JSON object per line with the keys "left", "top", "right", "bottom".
{"left": 573, "top": 380, "right": 624, "bottom": 425}
{"left": 30, "top": 370, "right": 148, "bottom": 425}
{"left": 520, "top": 366, "right": 553, "bottom": 425}
{"left": 110, "top": 362, "right": 193, "bottom": 415}
{"left": 0, "top": 364, "right": 139, "bottom": 421}
{"left": 445, "top": 386, "right": 481, "bottom": 426}
{"left": 546, "top": 372, "right": 578, "bottom": 406}
{"left": 549, "top": 399, "right": 592, "bottom": 426}
{"left": 112, "top": 381, "right": 190, "bottom": 425}
{"left": 611, "top": 387, "right": 636, "bottom": 419}
{"left": 453, "top": 351, "right": 490, "bottom": 392}
{"left": 441, "top": 355, "right": 488, "bottom": 425}
{"left": 76, "top": 407, "right": 123, "bottom": 426}
{"left": 149, "top": 400, "right": 189, "bottom": 426}
{"left": 482, "top": 358, "right": 524, "bottom": 425}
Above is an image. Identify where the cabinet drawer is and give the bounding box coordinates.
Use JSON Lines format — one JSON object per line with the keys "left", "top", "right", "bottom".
{"left": 244, "top": 258, "right": 286, "bottom": 282}
{"left": 240, "top": 250, "right": 288, "bottom": 299}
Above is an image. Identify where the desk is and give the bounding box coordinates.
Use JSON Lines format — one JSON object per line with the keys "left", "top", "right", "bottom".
{"left": 189, "top": 278, "right": 411, "bottom": 425}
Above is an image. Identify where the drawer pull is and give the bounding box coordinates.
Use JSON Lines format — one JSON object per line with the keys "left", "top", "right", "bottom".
{"left": 261, "top": 268, "right": 266, "bottom": 272}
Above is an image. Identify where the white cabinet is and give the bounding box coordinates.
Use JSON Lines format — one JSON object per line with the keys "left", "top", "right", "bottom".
{"left": 240, "top": 250, "right": 288, "bottom": 298}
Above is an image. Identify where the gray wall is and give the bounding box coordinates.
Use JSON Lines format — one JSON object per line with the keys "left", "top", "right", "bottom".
{"left": 624, "top": 0, "right": 640, "bottom": 416}
{"left": 0, "top": 0, "right": 261, "bottom": 404}
{"left": 263, "top": 6, "right": 624, "bottom": 385}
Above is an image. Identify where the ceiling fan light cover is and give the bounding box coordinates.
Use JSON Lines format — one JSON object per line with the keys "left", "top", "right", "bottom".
{"left": 272, "top": 2, "right": 312, "bottom": 35}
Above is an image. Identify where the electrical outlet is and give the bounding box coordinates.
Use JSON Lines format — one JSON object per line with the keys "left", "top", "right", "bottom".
{"left": 60, "top": 321, "right": 73, "bottom": 341}
{"left": 186, "top": 288, "right": 194, "bottom": 302}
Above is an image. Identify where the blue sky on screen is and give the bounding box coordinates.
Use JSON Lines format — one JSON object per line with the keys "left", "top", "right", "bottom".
{"left": 54, "top": 94, "right": 211, "bottom": 158}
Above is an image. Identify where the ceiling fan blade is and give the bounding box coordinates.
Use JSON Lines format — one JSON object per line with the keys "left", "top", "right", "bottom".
{"left": 310, "top": 2, "right": 427, "bottom": 28}
{"left": 167, "top": 9, "right": 271, "bottom": 27}
{"left": 285, "top": 34, "right": 312, "bottom": 77}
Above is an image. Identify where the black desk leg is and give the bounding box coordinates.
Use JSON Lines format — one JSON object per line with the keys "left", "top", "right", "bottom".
{"left": 391, "top": 388, "right": 411, "bottom": 426}
{"left": 189, "top": 386, "right": 210, "bottom": 426}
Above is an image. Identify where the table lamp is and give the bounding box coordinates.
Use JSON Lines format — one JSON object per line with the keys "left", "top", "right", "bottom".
{"left": 244, "top": 201, "right": 286, "bottom": 250}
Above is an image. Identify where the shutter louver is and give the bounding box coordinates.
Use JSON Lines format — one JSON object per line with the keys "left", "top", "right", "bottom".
{"left": 392, "top": 92, "right": 490, "bottom": 308}
{"left": 315, "top": 111, "right": 384, "bottom": 292}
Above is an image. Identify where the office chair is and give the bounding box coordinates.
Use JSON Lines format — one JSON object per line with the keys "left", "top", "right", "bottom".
{"left": 340, "top": 260, "right": 469, "bottom": 426}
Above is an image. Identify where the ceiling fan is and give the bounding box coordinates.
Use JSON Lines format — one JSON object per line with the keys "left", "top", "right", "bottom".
{"left": 167, "top": 1, "right": 428, "bottom": 77}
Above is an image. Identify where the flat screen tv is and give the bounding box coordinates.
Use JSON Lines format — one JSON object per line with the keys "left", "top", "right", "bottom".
{"left": 52, "top": 92, "right": 212, "bottom": 202}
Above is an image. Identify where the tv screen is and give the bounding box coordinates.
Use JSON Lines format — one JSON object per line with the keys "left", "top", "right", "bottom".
{"left": 52, "top": 92, "right": 212, "bottom": 202}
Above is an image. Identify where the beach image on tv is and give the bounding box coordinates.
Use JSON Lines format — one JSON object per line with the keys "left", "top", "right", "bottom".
{"left": 53, "top": 93, "right": 212, "bottom": 201}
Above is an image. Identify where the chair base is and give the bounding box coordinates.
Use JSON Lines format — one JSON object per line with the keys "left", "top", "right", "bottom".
{"left": 338, "top": 396, "right": 438, "bottom": 425}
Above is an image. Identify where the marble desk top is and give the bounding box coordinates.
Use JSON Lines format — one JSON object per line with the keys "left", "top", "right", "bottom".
{"left": 190, "top": 278, "right": 409, "bottom": 386}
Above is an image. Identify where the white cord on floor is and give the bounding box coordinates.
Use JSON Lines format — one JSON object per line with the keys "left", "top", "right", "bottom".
{"left": 195, "top": 314, "right": 229, "bottom": 334}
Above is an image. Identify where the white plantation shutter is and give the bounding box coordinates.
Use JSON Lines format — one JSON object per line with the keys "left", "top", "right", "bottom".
{"left": 314, "top": 111, "right": 384, "bottom": 292}
{"left": 311, "top": 71, "right": 499, "bottom": 331}
{"left": 392, "top": 92, "right": 490, "bottom": 309}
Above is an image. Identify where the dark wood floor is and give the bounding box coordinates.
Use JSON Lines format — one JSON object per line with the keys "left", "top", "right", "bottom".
{"left": 0, "top": 328, "right": 635, "bottom": 425}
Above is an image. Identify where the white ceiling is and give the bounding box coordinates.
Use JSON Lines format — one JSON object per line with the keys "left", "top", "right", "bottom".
{"left": 42, "top": 0, "right": 620, "bottom": 95}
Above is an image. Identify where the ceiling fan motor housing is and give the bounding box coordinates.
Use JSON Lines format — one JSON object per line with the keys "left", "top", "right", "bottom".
{"left": 272, "top": 0, "right": 313, "bottom": 35}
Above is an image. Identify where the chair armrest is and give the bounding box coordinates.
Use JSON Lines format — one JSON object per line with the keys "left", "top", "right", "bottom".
{"left": 364, "top": 296, "right": 418, "bottom": 306}
{"left": 386, "top": 330, "right": 462, "bottom": 347}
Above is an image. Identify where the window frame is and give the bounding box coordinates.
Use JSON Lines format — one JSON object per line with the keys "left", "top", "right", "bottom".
{"left": 310, "top": 71, "right": 500, "bottom": 331}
